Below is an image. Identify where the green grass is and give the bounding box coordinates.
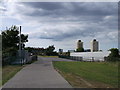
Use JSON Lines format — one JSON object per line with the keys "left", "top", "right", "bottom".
{"left": 2, "top": 65, "right": 24, "bottom": 85}
{"left": 2, "top": 60, "right": 38, "bottom": 86}
{"left": 53, "top": 61, "right": 119, "bottom": 88}
{"left": 39, "top": 56, "right": 58, "bottom": 58}
{"left": 0, "top": 67, "right": 2, "bottom": 87}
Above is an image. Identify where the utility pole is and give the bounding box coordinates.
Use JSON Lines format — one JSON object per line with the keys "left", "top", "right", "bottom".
{"left": 19, "top": 26, "right": 22, "bottom": 65}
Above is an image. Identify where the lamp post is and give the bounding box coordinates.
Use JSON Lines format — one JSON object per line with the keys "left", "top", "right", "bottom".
{"left": 19, "top": 26, "right": 22, "bottom": 65}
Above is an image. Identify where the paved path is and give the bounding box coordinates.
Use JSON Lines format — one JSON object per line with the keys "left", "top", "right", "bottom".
{"left": 3, "top": 56, "right": 74, "bottom": 88}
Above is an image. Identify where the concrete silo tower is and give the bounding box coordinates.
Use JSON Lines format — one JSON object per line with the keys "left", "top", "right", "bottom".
{"left": 90, "top": 39, "right": 99, "bottom": 52}
{"left": 77, "top": 40, "right": 83, "bottom": 49}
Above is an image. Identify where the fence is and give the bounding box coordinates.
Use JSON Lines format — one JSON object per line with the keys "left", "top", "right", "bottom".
{"left": 2, "top": 49, "right": 38, "bottom": 66}
{"left": 104, "top": 56, "right": 120, "bottom": 61}
{"left": 69, "top": 51, "right": 111, "bottom": 62}
{"left": 2, "top": 55, "right": 17, "bottom": 66}
{"left": 10, "top": 50, "right": 37, "bottom": 65}
{"left": 59, "top": 55, "right": 105, "bottom": 62}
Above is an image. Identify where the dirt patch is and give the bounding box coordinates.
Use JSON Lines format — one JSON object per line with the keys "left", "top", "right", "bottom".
{"left": 55, "top": 68, "right": 114, "bottom": 88}
{"left": 89, "top": 80, "right": 114, "bottom": 88}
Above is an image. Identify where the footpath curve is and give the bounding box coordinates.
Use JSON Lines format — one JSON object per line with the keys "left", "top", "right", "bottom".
{"left": 3, "top": 56, "right": 73, "bottom": 88}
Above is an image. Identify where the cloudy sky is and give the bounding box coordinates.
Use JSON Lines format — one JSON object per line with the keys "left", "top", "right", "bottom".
{"left": 0, "top": 0, "right": 118, "bottom": 51}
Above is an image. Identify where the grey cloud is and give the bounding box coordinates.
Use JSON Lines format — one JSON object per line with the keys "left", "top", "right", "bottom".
{"left": 0, "top": 1, "right": 7, "bottom": 11}
{"left": 17, "top": 2, "right": 117, "bottom": 27}
{"left": 21, "top": 2, "right": 63, "bottom": 10}
{"left": 0, "top": 7, "right": 7, "bottom": 11}
{"left": 29, "top": 24, "right": 104, "bottom": 41}
{"left": 30, "top": 30, "right": 95, "bottom": 41}
{"left": 19, "top": 2, "right": 117, "bottom": 17}
{"left": 5, "top": 2, "right": 117, "bottom": 42}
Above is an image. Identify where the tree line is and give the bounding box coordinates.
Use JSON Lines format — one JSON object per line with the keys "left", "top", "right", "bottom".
{"left": 2, "top": 25, "right": 58, "bottom": 66}
{"left": 2, "top": 25, "right": 28, "bottom": 66}
{"left": 25, "top": 45, "right": 58, "bottom": 56}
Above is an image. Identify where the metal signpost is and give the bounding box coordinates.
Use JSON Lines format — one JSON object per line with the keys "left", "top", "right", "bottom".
{"left": 19, "top": 26, "right": 22, "bottom": 65}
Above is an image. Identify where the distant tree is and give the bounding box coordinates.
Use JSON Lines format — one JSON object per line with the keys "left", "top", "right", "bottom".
{"left": 25, "top": 45, "right": 58, "bottom": 56}
{"left": 2, "top": 25, "right": 28, "bottom": 50}
{"left": 25, "top": 47, "right": 33, "bottom": 53}
{"left": 76, "top": 48, "right": 84, "bottom": 52}
{"left": 45, "top": 45, "right": 55, "bottom": 55}
{"left": 105, "top": 48, "right": 120, "bottom": 62}
{"left": 2, "top": 25, "right": 28, "bottom": 65}
{"left": 109, "top": 48, "right": 119, "bottom": 57}
{"left": 47, "top": 45, "right": 55, "bottom": 52}
{"left": 2, "top": 26, "right": 19, "bottom": 50}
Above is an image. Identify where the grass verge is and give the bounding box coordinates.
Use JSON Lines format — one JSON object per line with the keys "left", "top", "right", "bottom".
{"left": 2, "top": 57, "right": 38, "bottom": 86}
{"left": 0, "top": 67, "right": 2, "bottom": 87}
{"left": 2, "top": 65, "right": 24, "bottom": 85}
{"left": 53, "top": 61, "right": 119, "bottom": 88}
{"left": 39, "top": 56, "right": 58, "bottom": 58}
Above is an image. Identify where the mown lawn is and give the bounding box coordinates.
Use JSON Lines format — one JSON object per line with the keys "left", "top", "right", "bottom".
{"left": 2, "top": 65, "right": 24, "bottom": 85}
{"left": 53, "top": 61, "right": 119, "bottom": 88}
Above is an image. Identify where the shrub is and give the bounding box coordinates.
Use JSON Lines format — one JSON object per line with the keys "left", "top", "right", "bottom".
{"left": 109, "top": 48, "right": 119, "bottom": 57}
{"left": 26, "top": 55, "right": 37, "bottom": 64}
{"left": 104, "top": 56, "right": 120, "bottom": 62}
{"left": 76, "top": 48, "right": 84, "bottom": 52}
{"left": 105, "top": 48, "right": 120, "bottom": 62}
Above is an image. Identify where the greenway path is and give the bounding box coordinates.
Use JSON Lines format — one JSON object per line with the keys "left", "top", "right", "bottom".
{"left": 3, "top": 56, "right": 73, "bottom": 88}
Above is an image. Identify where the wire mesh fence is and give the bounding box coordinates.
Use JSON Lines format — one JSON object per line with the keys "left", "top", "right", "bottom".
{"left": 2, "top": 50, "right": 37, "bottom": 65}
{"left": 59, "top": 55, "right": 105, "bottom": 62}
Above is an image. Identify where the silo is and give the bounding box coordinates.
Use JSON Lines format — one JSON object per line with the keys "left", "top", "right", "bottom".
{"left": 90, "top": 39, "right": 99, "bottom": 52}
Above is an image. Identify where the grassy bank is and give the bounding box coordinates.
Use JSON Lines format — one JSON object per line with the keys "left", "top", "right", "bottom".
{"left": 2, "top": 65, "right": 24, "bottom": 85}
{"left": 53, "top": 61, "right": 119, "bottom": 88}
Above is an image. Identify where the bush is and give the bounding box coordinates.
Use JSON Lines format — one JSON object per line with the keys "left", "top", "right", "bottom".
{"left": 76, "top": 48, "right": 84, "bottom": 52}
{"left": 109, "top": 48, "right": 119, "bottom": 57}
{"left": 105, "top": 48, "right": 120, "bottom": 62}
{"left": 2, "top": 47, "right": 17, "bottom": 66}
{"left": 46, "top": 52, "right": 58, "bottom": 56}
{"left": 104, "top": 56, "right": 120, "bottom": 62}
{"left": 26, "top": 55, "right": 37, "bottom": 64}
{"left": 58, "top": 55, "right": 70, "bottom": 59}
{"left": 31, "top": 55, "right": 37, "bottom": 61}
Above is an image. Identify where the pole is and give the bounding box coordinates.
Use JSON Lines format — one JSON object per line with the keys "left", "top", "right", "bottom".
{"left": 19, "top": 26, "right": 22, "bottom": 65}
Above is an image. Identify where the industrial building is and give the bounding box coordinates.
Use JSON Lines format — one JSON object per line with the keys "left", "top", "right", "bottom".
{"left": 70, "top": 39, "right": 109, "bottom": 61}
